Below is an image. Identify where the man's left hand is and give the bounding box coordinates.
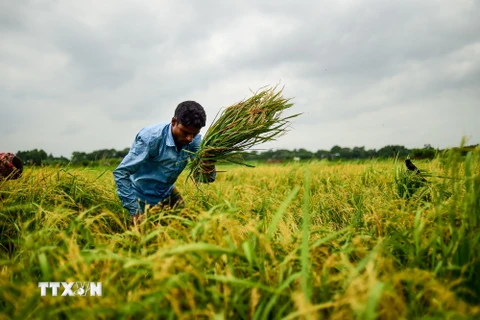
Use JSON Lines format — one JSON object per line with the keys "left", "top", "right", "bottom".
{"left": 199, "top": 160, "right": 216, "bottom": 173}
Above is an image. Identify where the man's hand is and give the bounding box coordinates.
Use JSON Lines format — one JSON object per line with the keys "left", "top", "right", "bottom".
{"left": 196, "top": 161, "right": 216, "bottom": 183}
{"left": 199, "top": 160, "right": 216, "bottom": 173}
{"left": 193, "top": 152, "right": 217, "bottom": 183}
{"left": 199, "top": 152, "right": 216, "bottom": 173}
{"left": 130, "top": 213, "right": 145, "bottom": 225}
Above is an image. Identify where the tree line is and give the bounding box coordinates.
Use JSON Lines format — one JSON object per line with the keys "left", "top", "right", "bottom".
{"left": 15, "top": 148, "right": 129, "bottom": 166}
{"left": 13, "top": 144, "right": 478, "bottom": 167}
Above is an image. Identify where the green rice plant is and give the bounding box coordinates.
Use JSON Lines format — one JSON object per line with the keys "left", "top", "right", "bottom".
{"left": 186, "top": 86, "right": 300, "bottom": 183}
{"left": 1, "top": 153, "right": 480, "bottom": 319}
{"left": 394, "top": 159, "right": 430, "bottom": 200}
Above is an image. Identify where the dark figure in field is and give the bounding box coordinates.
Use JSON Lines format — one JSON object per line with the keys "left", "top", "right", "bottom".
{"left": 0, "top": 153, "right": 23, "bottom": 180}
{"left": 405, "top": 159, "right": 427, "bottom": 182}
{"left": 113, "top": 101, "right": 216, "bottom": 225}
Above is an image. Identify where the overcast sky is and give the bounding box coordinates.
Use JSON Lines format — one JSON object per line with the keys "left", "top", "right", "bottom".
{"left": 1, "top": 0, "right": 479, "bottom": 158}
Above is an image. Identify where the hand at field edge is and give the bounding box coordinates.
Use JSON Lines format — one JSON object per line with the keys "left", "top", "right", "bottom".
{"left": 131, "top": 213, "right": 145, "bottom": 226}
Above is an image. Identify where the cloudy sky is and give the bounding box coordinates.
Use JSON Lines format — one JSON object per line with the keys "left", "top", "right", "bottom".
{"left": 1, "top": 0, "right": 479, "bottom": 158}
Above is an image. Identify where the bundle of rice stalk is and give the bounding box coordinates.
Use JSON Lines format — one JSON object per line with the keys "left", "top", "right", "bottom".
{"left": 187, "top": 86, "right": 300, "bottom": 183}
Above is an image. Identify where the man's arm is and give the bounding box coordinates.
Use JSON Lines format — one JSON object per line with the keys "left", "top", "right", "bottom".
{"left": 190, "top": 135, "right": 216, "bottom": 183}
{"left": 113, "top": 131, "right": 150, "bottom": 215}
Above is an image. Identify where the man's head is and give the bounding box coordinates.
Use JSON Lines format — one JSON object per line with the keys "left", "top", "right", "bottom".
{"left": 171, "top": 101, "right": 206, "bottom": 146}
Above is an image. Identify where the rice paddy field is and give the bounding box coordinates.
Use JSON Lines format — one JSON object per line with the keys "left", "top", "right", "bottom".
{"left": 0, "top": 149, "right": 479, "bottom": 319}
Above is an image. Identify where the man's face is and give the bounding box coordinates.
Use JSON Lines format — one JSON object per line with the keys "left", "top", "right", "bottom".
{"left": 171, "top": 118, "right": 201, "bottom": 146}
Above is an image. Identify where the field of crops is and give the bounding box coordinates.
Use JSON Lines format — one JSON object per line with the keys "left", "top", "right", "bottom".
{"left": 1, "top": 150, "right": 479, "bottom": 319}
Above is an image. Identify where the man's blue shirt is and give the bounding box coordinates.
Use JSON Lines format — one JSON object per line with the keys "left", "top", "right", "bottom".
{"left": 113, "top": 122, "right": 212, "bottom": 215}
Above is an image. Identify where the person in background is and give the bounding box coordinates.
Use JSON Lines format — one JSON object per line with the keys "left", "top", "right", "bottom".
{"left": 113, "top": 101, "right": 216, "bottom": 225}
{"left": 0, "top": 153, "right": 23, "bottom": 180}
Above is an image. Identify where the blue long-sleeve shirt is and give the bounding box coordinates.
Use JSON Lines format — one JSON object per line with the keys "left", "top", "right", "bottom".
{"left": 113, "top": 122, "right": 215, "bottom": 215}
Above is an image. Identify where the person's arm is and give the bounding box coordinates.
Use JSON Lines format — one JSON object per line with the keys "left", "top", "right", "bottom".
{"left": 113, "top": 131, "right": 151, "bottom": 215}
{"left": 190, "top": 135, "right": 216, "bottom": 183}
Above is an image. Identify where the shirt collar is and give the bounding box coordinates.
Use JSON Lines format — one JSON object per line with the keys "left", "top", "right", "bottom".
{"left": 166, "top": 123, "right": 176, "bottom": 147}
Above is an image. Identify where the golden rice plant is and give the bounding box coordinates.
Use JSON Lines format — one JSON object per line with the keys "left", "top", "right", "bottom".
{"left": 187, "top": 86, "right": 300, "bottom": 183}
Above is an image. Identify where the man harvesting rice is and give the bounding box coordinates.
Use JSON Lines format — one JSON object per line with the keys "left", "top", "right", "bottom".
{"left": 113, "top": 101, "right": 216, "bottom": 225}
{"left": 114, "top": 86, "right": 298, "bottom": 225}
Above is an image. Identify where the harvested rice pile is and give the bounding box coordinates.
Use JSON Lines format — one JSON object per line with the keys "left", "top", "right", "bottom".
{"left": 188, "top": 86, "right": 300, "bottom": 183}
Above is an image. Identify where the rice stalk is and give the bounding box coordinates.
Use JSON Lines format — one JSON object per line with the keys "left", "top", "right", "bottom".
{"left": 187, "top": 85, "right": 301, "bottom": 183}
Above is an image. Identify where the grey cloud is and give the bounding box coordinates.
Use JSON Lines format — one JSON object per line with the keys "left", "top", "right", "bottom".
{"left": 52, "top": 24, "right": 136, "bottom": 90}
{"left": 1, "top": 0, "right": 479, "bottom": 157}
{"left": 0, "top": 0, "right": 31, "bottom": 31}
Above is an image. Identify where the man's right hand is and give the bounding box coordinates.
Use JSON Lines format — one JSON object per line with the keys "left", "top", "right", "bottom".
{"left": 131, "top": 213, "right": 145, "bottom": 225}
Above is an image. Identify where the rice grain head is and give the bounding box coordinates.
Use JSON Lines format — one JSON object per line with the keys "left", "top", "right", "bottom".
{"left": 187, "top": 85, "right": 301, "bottom": 183}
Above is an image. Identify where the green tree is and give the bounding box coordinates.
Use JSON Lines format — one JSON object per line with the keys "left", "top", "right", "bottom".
{"left": 16, "top": 149, "right": 48, "bottom": 165}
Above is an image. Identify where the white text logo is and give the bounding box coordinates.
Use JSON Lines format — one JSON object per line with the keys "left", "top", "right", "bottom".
{"left": 38, "top": 282, "right": 102, "bottom": 296}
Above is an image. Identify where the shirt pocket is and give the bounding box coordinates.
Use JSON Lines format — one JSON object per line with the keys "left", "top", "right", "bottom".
{"left": 150, "top": 148, "right": 184, "bottom": 180}
{"left": 151, "top": 147, "right": 176, "bottom": 163}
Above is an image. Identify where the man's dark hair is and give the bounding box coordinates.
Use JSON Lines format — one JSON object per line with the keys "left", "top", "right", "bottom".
{"left": 174, "top": 101, "right": 206, "bottom": 128}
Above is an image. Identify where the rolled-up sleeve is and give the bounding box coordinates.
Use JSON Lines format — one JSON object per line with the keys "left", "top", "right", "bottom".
{"left": 113, "top": 131, "right": 150, "bottom": 215}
